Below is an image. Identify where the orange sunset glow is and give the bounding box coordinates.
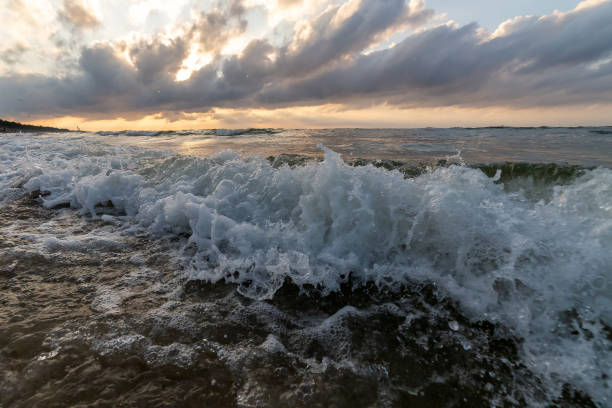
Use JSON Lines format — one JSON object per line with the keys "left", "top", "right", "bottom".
{"left": 2, "top": 0, "right": 612, "bottom": 129}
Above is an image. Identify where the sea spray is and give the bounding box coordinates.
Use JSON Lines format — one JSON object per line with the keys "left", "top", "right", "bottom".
{"left": 1, "top": 133, "right": 610, "bottom": 405}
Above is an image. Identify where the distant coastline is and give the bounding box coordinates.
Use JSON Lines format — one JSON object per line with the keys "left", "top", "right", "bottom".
{"left": 0, "top": 119, "right": 70, "bottom": 133}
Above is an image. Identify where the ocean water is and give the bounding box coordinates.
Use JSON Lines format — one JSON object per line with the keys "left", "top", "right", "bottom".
{"left": 1, "top": 128, "right": 611, "bottom": 407}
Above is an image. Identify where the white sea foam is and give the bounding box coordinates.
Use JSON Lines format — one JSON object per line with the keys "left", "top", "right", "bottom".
{"left": 1, "top": 133, "right": 611, "bottom": 404}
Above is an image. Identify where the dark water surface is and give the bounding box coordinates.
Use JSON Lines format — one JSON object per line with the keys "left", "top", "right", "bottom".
{"left": 91, "top": 127, "right": 612, "bottom": 166}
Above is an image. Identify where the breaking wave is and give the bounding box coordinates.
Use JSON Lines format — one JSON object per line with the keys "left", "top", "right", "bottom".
{"left": 215, "top": 128, "right": 281, "bottom": 136}
{"left": 1, "top": 134, "right": 611, "bottom": 405}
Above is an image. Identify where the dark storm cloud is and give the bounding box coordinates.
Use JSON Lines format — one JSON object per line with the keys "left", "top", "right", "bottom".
{"left": 127, "top": 38, "right": 189, "bottom": 85}
{"left": 270, "top": 0, "right": 433, "bottom": 78}
{"left": 257, "top": 1, "right": 612, "bottom": 108}
{"left": 1, "top": 0, "right": 612, "bottom": 120}
{"left": 58, "top": 0, "right": 100, "bottom": 30}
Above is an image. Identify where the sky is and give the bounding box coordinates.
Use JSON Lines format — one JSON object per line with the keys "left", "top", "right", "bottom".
{"left": 0, "top": 0, "right": 611, "bottom": 130}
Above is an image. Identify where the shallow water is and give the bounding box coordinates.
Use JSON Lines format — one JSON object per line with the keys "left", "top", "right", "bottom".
{"left": 1, "top": 129, "right": 611, "bottom": 407}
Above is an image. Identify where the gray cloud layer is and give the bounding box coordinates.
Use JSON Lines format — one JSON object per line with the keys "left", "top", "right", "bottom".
{"left": 1, "top": 0, "right": 612, "bottom": 119}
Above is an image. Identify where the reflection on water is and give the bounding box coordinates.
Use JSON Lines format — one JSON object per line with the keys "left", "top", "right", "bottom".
{"left": 77, "top": 127, "right": 612, "bottom": 166}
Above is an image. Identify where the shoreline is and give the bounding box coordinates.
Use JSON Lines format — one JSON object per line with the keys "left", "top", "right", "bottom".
{"left": 0, "top": 118, "right": 71, "bottom": 133}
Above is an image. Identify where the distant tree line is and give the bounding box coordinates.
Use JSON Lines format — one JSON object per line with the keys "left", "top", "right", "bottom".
{"left": 0, "top": 118, "right": 69, "bottom": 133}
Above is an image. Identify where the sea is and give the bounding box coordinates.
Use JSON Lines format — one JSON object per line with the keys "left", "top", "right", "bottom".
{"left": 1, "top": 127, "right": 611, "bottom": 407}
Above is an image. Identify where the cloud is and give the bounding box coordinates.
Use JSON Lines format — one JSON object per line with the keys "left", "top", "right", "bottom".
{"left": 256, "top": 0, "right": 612, "bottom": 108}
{"left": 274, "top": 0, "right": 432, "bottom": 78}
{"left": 5, "top": 0, "right": 38, "bottom": 25}
{"left": 189, "top": 4, "right": 248, "bottom": 55}
{"left": 0, "top": 42, "right": 29, "bottom": 65}
{"left": 277, "top": 0, "right": 302, "bottom": 8}
{"left": 58, "top": 0, "right": 100, "bottom": 30}
{"left": 128, "top": 37, "right": 189, "bottom": 84}
{"left": 1, "top": 0, "right": 612, "bottom": 121}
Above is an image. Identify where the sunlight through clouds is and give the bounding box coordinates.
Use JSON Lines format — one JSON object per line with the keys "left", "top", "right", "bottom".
{"left": 175, "top": 45, "right": 213, "bottom": 81}
{"left": 1, "top": 0, "right": 612, "bottom": 126}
